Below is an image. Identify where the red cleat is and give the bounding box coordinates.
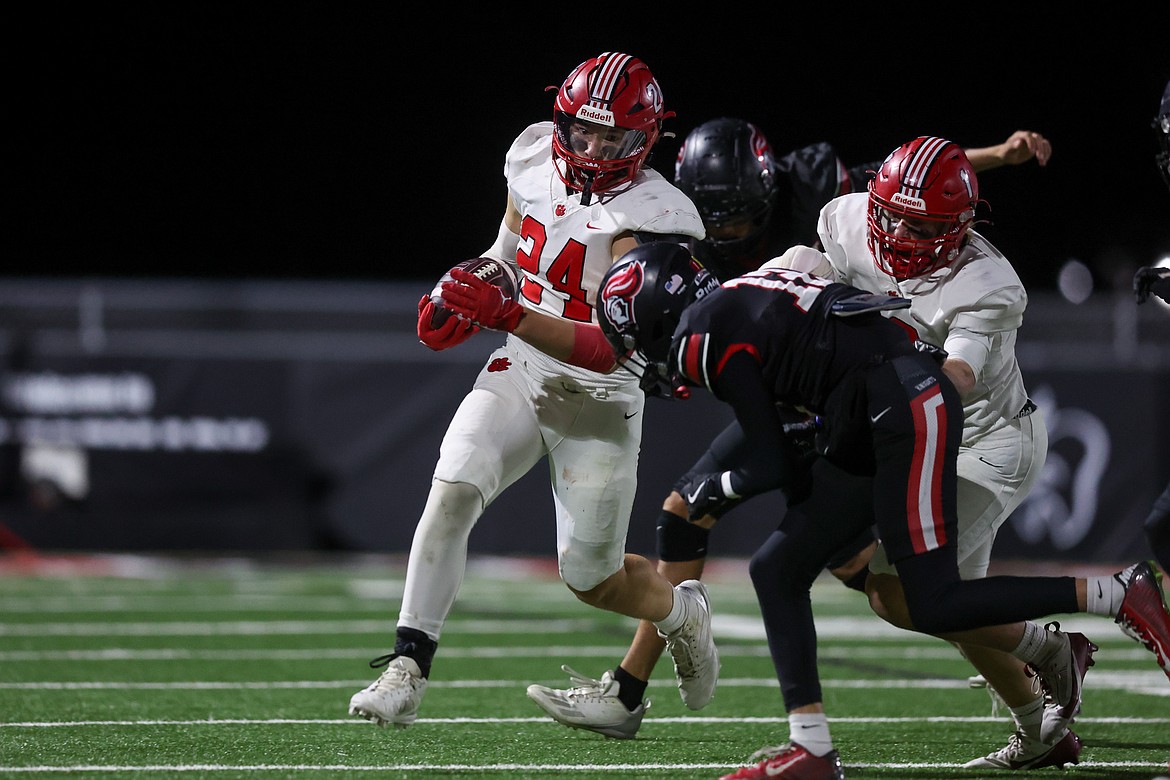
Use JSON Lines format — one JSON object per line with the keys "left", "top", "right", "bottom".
{"left": 720, "top": 742, "right": 844, "bottom": 780}
{"left": 1114, "top": 560, "right": 1170, "bottom": 681}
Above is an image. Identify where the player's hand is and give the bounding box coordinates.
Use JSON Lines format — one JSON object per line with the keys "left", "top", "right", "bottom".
{"left": 1000, "top": 130, "right": 1051, "bottom": 167}
{"left": 783, "top": 415, "right": 822, "bottom": 455}
{"left": 417, "top": 294, "right": 478, "bottom": 351}
{"left": 680, "top": 472, "right": 735, "bottom": 522}
{"left": 441, "top": 268, "right": 524, "bottom": 332}
{"left": 914, "top": 339, "right": 948, "bottom": 364}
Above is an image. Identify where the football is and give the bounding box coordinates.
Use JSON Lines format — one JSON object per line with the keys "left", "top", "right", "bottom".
{"left": 429, "top": 257, "right": 520, "bottom": 328}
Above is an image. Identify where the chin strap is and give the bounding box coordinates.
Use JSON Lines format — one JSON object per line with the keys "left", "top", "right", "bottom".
{"left": 579, "top": 172, "right": 595, "bottom": 206}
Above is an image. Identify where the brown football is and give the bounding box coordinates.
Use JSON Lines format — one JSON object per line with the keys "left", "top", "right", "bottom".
{"left": 429, "top": 257, "right": 520, "bottom": 328}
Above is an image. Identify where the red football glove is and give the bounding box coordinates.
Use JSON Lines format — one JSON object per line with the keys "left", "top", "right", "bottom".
{"left": 440, "top": 268, "right": 525, "bottom": 333}
{"left": 416, "top": 294, "right": 478, "bottom": 351}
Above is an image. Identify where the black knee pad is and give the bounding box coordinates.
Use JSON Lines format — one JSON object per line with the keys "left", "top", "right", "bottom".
{"left": 657, "top": 510, "right": 710, "bottom": 561}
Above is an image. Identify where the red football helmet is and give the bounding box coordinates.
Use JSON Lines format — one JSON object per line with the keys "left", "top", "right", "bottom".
{"left": 867, "top": 136, "right": 980, "bottom": 280}
{"left": 550, "top": 52, "right": 672, "bottom": 199}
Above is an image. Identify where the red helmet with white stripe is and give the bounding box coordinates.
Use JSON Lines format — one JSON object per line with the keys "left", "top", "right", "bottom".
{"left": 551, "top": 52, "right": 672, "bottom": 199}
{"left": 867, "top": 136, "right": 980, "bottom": 280}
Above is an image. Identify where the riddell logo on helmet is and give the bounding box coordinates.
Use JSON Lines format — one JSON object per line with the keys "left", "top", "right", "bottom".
{"left": 891, "top": 193, "right": 927, "bottom": 211}
{"left": 576, "top": 106, "right": 616, "bottom": 126}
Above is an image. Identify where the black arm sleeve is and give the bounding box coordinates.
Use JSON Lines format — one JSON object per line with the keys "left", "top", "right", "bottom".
{"left": 672, "top": 420, "right": 749, "bottom": 494}
{"left": 709, "top": 350, "right": 807, "bottom": 500}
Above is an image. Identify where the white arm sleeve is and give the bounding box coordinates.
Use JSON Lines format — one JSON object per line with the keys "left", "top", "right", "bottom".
{"left": 942, "top": 331, "right": 992, "bottom": 380}
{"left": 942, "top": 286, "right": 1026, "bottom": 380}
{"left": 482, "top": 218, "right": 521, "bottom": 264}
{"left": 761, "top": 245, "right": 835, "bottom": 278}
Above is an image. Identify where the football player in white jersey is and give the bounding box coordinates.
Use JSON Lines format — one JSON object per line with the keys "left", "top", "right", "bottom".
{"left": 347, "top": 51, "right": 720, "bottom": 731}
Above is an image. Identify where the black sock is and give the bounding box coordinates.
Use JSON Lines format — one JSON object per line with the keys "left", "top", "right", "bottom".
{"left": 613, "top": 665, "right": 648, "bottom": 711}
{"left": 394, "top": 627, "right": 438, "bottom": 678}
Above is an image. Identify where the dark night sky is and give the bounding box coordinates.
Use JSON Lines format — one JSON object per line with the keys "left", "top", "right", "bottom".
{"left": 16, "top": 8, "right": 1170, "bottom": 294}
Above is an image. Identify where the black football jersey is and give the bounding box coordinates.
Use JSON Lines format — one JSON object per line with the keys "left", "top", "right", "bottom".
{"left": 666, "top": 267, "right": 918, "bottom": 498}
{"left": 671, "top": 267, "right": 916, "bottom": 413}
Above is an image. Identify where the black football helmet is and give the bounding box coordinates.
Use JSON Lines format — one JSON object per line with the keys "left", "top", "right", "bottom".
{"left": 597, "top": 241, "right": 720, "bottom": 398}
{"left": 1155, "top": 78, "right": 1170, "bottom": 192}
{"left": 674, "top": 117, "right": 777, "bottom": 279}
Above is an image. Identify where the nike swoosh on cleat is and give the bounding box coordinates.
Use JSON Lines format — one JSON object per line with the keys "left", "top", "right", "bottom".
{"left": 765, "top": 755, "right": 803, "bottom": 776}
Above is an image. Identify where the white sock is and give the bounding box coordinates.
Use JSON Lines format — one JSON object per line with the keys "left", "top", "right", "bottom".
{"left": 1085, "top": 570, "right": 1128, "bottom": 617}
{"left": 654, "top": 586, "right": 687, "bottom": 635}
{"left": 1011, "top": 621, "right": 1062, "bottom": 666}
{"left": 789, "top": 712, "right": 833, "bottom": 756}
{"left": 1010, "top": 696, "right": 1045, "bottom": 742}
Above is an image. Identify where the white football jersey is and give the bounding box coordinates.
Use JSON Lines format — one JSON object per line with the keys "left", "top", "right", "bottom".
{"left": 817, "top": 192, "right": 1030, "bottom": 440}
{"left": 504, "top": 122, "right": 705, "bottom": 325}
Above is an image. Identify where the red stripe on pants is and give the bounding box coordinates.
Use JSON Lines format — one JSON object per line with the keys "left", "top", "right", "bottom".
{"left": 906, "top": 385, "right": 947, "bottom": 553}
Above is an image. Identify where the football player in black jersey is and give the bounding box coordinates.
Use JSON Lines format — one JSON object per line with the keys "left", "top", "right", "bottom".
{"left": 590, "top": 241, "right": 1170, "bottom": 780}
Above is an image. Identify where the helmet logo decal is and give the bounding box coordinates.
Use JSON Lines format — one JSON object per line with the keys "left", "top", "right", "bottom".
{"left": 585, "top": 51, "right": 634, "bottom": 120}
{"left": 663, "top": 273, "right": 685, "bottom": 295}
{"left": 645, "top": 79, "right": 663, "bottom": 115}
{"left": 891, "top": 192, "right": 927, "bottom": 211}
{"left": 748, "top": 123, "right": 770, "bottom": 166}
{"left": 601, "top": 260, "right": 644, "bottom": 331}
{"left": 959, "top": 167, "right": 974, "bottom": 199}
{"left": 575, "top": 105, "right": 615, "bottom": 127}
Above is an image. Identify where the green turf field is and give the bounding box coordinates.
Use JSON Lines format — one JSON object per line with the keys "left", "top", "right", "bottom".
{"left": 0, "top": 553, "right": 1166, "bottom": 779}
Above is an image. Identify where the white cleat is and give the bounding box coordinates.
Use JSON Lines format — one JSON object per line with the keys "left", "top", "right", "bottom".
{"left": 658, "top": 579, "right": 719, "bottom": 710}
{"left": 526, "top": 665, "right": 648, "bottom": 739}
{"left": 964, "top": 728, "right": 1082, "bottom": 770}
{"left": 348, "top": 655, "right": 428, "bottom": 729}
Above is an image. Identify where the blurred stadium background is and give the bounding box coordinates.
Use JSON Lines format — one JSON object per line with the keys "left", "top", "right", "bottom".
{"left": 0, "top": 278, "right": 1166, "bottom": 563}
{"left": 7, "top": 11, "right": 1169, "bottom": 565}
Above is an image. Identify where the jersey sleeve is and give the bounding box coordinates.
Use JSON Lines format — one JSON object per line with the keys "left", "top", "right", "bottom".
{"left": 939, "top": 277, "right": 1026, "bottom": 380}
{"left": 775, "top": 142, "right": 843, "bottom": 245}
{"left": 703, "top": 347, "right": 805, "bottom": 501}
{"left": 761, "top": 245, "right": 834, "bottom": 278}
{"left": 503, "top": 122, "right": 554, "bottom": 180}
{"left": 626, "top": 174, "right": 706, "bottom": 241}
{"left": 815, "top": 195, "right": 863, "bottom": 284}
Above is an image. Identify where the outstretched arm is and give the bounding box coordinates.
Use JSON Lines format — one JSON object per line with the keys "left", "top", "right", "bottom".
{"left": 964, "top": 130, "right": 1052, "bottom": 172}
